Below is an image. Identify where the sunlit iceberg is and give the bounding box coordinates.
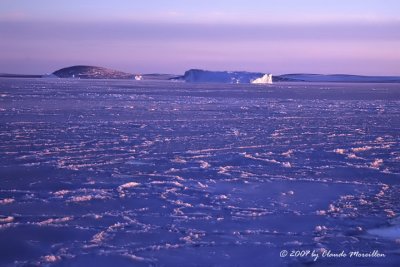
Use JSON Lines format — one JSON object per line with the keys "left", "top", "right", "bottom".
{"left": 251, "top": 74, "right": 273, "bottom": 84}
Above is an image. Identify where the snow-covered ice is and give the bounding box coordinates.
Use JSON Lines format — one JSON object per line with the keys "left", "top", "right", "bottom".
{"left": 0, "top": 78, "right": 399, "bottom": 266}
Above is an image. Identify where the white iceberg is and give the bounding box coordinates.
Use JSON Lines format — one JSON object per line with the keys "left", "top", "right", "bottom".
{"left": 251, "top": 74, "right": 273, "bottom": 84}
{"left": 182, "top": 69, "right": 267, "bottom": 84}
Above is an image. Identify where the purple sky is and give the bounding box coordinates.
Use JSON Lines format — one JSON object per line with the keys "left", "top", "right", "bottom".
{"left": 1, "top": 0, "right": 400, "bottom": 75}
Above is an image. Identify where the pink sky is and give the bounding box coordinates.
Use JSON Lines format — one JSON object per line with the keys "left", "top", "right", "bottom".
{"left": 1, "top": 0, "right": 399, "bottom": 75}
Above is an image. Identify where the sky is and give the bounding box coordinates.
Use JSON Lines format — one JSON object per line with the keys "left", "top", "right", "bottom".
{"left": 0, "top": 0, "right": 400, "bottom": 75}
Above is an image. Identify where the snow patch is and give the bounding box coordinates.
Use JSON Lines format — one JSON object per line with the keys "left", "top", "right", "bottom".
{"left": 91, "top": 231, "right": 107, "bottom": 244}
{"left": 0, "top": 216, "right": 14, "bottom": 223}
{"left": 43, "top": 255, "right": 61, "bottom": 263}
{"left": 199, "top": 160, "right": 211, "bottom": 169}
{"left": 0, "top": 198, "right": 15, "bottom": 205}
{"left": 53, "top": 190, "right": 70, "bottom": 196}
{"left": 69, "top": 195, "right": 106, "bottom": 202}
{"left": 118, "top": 182, "right": 140, "bottom": 197}
{"left": 119, "top": 182, "right": 140, "bottom": 190}
{"left": 352, "top": 146, "right": 372, "bottom": 152}
{"left": 334, "top": 148, "right": 346, "bottom": 155}
{"left": 38, "top": 216, "right": 73, "bottom": 226}
{"left": 314, "top": 225, "right": 328, "bottom": 233}
{"left": 282, "top": 149, "right": 294, "bottom": 158}
{"left": 282, "top": 162, "right": 292, "bottom": 168}
{"left": 370, "top": 159, "right": 383, "bottom": 169}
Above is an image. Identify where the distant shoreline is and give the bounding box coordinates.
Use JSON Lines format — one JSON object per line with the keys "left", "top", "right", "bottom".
{"left": 2, "top": 65, "right": 400, "bottom": 83}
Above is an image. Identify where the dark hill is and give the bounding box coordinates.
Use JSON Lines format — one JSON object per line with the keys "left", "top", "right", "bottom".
{"left": 53, "top": 65, "right": 134, "bottom": 79}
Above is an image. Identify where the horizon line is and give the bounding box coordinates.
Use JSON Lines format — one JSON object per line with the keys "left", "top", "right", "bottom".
{"left": 2, "top": 64, "right": 400, "bottom": 78}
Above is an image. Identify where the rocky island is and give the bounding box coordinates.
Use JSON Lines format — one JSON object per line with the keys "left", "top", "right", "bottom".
{"left": 52, "top": 65, "right": 135, "bottom": 79}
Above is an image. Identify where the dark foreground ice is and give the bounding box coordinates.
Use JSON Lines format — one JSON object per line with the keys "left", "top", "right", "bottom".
{"left": 0, "top": 78, "right": 399, "bottom": 266}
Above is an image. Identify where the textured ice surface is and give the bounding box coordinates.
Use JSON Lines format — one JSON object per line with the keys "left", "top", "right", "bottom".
{"left": 0, "top": 79, "right": 399, "bottom": 266}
